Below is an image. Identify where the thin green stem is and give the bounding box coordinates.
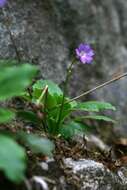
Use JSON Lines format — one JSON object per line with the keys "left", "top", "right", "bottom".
{"left": 55, "top": 59, "right": 75, "bottom": 132}
{"left": 43, "top": 87, "right": 48, "bottom": 130}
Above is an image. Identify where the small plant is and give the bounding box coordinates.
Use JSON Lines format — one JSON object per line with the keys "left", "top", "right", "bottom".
{"left": 1, "top": 0, "right": 127, "bottom": 187}
{"left": 1, "top": 42, "right": 126, "bottom": 184}
{"left": 1, "top": 37, "right": 127, "bottom": 189}
{"left": 0, "top": 61, "right": 54, "bottom": 183}
{"left": 19, "top": 44, "right": 116, "bottom": 140}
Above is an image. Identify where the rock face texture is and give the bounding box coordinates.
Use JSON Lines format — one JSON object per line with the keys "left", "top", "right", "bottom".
{"left": 1, "top": 0, "right": 127, "bottom": 133}
{"left": 63, "top": 158, "right": 127, "bottom": 190}
{"left": 0, "top": 0, "right": 68, "bottom": 82}
{"left": 33, "top": 158, "right": 127, "bottom": 190}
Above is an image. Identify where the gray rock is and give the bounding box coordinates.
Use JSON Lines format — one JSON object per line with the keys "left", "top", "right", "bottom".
{"left": 0, "top": 0, "right": 68, "bottom": 83}
{"left": 1, "top": 0, "right": 127, "bottom": 133}
{"left": 30, "top": 158, "right": 127, "bottom": 190}
{"left": 63, "top": 158, "right": 127, "bottom": 190}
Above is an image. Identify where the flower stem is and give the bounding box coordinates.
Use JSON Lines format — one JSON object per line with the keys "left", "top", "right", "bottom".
{"left": 55, "top": 59, "right": 75, "bottom": 132}
{"left": 43, "top": 86, "right": 48, "bottom": 130}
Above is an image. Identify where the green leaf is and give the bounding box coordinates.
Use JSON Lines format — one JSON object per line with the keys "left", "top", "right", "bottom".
{"left": 69, "top": 99, "right": 77, "bottom": 108}
{"left": 33, "top": 80, "right": 63, "bottom": 97}
{"left": 0, "top": 108, "right": 15, "bottom": 123}
{"left": 21, "top": 91, "right": 32, "bottom": 102}
{"left": 45, "top": 94, "right": 58, "bottom": 109}
{"left": 74, "top": 101, "right": 116, "bottom": 112}
{"left": 0, "top": 135, "right": 26, "bottom": 183}
{"left": 59, "top": 121, "right": 86, "bottom": 139}
{"left": 49, "top": 96, "right": 73, "bottom": 121}
{"left": 46, "top": 117, "right": 57, "bottom": 134}
{"left": 21, "top": 133, "right": 54, "bottom": 157}
{"left": 17, "top": 110, "right": 40, "bottom": 124}
{"left": 77, "top": 115, "right": 115, "bottom": 123}
{"left": 0, "top": 64, "right": 38, "bottom": 101}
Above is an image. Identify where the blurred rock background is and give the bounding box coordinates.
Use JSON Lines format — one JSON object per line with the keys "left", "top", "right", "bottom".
{"left": 0, "top": 0, "right": 127, "bottom": 134}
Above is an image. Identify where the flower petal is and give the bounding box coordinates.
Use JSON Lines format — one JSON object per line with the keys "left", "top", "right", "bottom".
{"left": 85, "top": 56, "right": 93, "bottom": 64}
{"left": 75, "top": 49, "right": 80, "bottom": 57}
{"left": 0, "top": 0, "right": 7, "bottom": 7}
{"left": 75, "top": 43, "right": 95, "bottom": 64}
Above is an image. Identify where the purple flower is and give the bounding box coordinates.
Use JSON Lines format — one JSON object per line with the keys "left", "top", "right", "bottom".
{"left": 75, "top": 43, "right": 95, "bottom": 64}
{"left": 0, "top": 0, "right": 7, "bottom": 7}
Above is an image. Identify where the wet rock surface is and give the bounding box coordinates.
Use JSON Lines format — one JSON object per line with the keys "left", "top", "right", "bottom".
{"left": 0, "top": 1, "right": 127, "bottom": 131}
